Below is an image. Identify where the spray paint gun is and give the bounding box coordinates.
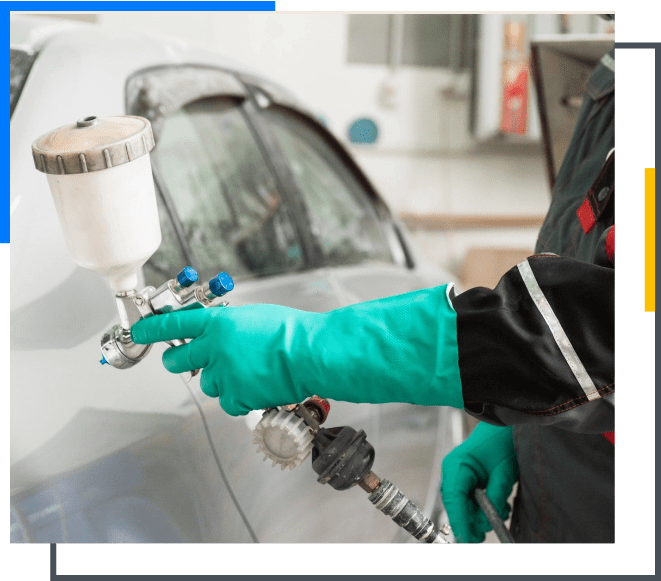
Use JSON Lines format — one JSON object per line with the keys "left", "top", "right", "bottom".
{"left": 32, "top": 115, "right": 234, "bottom": 374}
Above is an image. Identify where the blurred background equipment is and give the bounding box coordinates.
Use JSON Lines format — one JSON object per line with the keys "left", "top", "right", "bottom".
{"left": 500, "top": 21, "right": 529, "bottom": 136}
{"left": 348, "top": 117, "right": 379, "bottom": 144}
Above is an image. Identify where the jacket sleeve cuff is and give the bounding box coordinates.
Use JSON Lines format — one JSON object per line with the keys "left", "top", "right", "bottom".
{"left": 449, "top": 256, "right": 614, "bottom": 433}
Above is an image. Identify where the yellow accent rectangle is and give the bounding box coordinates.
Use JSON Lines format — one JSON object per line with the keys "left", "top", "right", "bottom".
{"left": 645, "top": 168, "right": 655, "bottom": 312}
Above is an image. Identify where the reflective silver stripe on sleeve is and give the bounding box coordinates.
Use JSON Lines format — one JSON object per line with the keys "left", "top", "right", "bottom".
{"left": 445, "top": 282, "right": 456, "bottom": 308}
{"left": 517, "top": 259, "right": 601, "bottom": 401}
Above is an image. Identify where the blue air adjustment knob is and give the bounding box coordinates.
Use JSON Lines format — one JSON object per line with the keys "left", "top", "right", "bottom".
{"left": 176, "top": 266, "right": 199, "bottom": 288}
{"left": 209, "top": 272, "right": 234, "bottom": 297}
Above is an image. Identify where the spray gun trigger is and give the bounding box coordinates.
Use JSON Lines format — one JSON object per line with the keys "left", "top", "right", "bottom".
{"left": 181, "top": 369, "right": 200, "bottom": 382}
{"left": 164, "top": 338, "right": 201, "bottom": 382}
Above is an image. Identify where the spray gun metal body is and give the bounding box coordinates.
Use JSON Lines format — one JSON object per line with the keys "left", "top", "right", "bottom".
{"left": 100, "top": 267, "right": 233, "bottom": 376}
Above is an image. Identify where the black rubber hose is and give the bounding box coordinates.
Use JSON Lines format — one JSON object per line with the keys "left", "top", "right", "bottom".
{"left": 474, "top": 488, "right": 514, "bottom": 543}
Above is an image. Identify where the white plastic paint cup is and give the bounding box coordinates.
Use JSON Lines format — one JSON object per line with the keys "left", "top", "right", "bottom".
{"left": 32, "top": 116, "right": 162, "bottom": 291}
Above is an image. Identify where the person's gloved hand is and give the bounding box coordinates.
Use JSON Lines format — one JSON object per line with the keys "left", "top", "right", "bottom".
{"left": 131, "top": 285, "right": 464, "bottom": 416}
{"left": 441, "top": 422, "right": 519, "bottom": 543}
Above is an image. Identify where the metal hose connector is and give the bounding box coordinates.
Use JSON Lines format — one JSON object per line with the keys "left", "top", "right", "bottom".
{"left": 368, "top": 479, "right": 448, "bottom": 544}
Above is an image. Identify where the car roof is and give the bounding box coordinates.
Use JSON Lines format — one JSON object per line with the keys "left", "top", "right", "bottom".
{"left": 10, "top": 15, "right": 89, "bottom": 52}
{"left": 11, "top": 15, "right": 311, "bottom": 125}
{"left": 11, "top": 15, "right": 277, "bottom": 86}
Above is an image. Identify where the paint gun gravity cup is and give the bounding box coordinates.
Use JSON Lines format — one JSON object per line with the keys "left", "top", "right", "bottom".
{"left": 31, "top": 115, "right": 161, "bottom": 292}
{"left": 32, "top": 115, "right": 234, "bottom": 373}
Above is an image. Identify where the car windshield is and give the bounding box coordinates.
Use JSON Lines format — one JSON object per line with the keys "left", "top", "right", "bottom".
{"left": 10, "top": 48, "right": 36, "bottom": 118}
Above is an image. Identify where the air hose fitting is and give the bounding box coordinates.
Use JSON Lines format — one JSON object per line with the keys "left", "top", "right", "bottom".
{"left": 311, "top": 425, "right": 449, "bottom": 543}
{"left": 253, "top": 407, "right": 451, "bottom": 543}
{"left": 368, "top": 479, "right": 447, "bottom": 543}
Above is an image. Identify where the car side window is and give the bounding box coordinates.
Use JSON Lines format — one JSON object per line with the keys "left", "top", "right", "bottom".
{"left": 149, "top": 97, "right": 303, "bottom": 282}
{"left": 262, "top": 108, "right": 392, "bottom": 267}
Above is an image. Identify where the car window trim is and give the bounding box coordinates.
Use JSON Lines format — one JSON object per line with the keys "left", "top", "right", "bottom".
{"left": 122, "top": 75, "right": 201, "bottom": 271}
{"left": 238, "top": 96, "right": 325, "bottom": 270}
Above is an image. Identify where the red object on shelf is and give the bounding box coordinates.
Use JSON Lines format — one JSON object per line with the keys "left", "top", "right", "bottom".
{"left": 500, "top": 21, "right": 529, "bottom": 136}
{"left": 501, "top": 62, "right": 529, "bottom": 135}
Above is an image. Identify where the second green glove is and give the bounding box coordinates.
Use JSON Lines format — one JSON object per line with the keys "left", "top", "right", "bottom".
{"left": 441, "top": 422, "right": 519, "bottom": 543}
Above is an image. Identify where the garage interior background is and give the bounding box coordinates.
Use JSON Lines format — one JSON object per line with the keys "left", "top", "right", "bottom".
{"left": 35, "top": 12, "right": 614, "bottom": 288}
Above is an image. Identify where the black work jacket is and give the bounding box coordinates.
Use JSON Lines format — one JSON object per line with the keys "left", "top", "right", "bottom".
{"left": 451, "top": 50, "right": 615, "bottom": 542}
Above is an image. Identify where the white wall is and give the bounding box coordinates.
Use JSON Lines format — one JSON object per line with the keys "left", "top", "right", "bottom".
{"left": 99, "top": 12, "right": 553, "bottom": 273}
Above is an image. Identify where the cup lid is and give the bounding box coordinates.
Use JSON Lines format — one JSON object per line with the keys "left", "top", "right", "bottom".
{"left": 31, "top": 115, "right": 155, "bottom": 175}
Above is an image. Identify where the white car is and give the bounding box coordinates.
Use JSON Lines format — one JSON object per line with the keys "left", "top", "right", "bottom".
{"left": 10, "top": 16, "right": 464, "bottom": 543}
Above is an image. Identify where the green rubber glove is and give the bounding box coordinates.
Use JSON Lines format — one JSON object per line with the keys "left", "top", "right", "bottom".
{"left": 441, "top": 422, "right": 519, "bottom": 543}
{"left": 131, "top": 285, "right": 464, "bottom": 416}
